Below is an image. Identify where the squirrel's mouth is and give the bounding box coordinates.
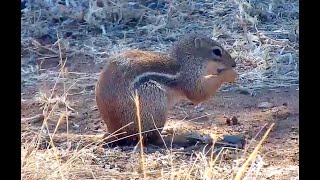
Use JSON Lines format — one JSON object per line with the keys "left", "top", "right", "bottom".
{"left": 205, "top": 68, "right": 225, "bottom": 78}
{"left": 217, "top": 68, "right": 226, "bottom": 74}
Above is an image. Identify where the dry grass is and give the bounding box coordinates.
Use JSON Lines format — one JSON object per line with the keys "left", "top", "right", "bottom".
{"left": 21, "top": 0, "right": 299, "bottom": 179}
{"left": 134, "top": 90, "right": 147, "bottom": 179}
{"left": 22, "top": 117, "right": 276, "bottom": 180}
{"left": 21, "top": 0, "right": 299, "bottom": 91}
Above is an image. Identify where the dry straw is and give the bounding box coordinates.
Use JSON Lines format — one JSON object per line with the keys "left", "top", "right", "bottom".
{"left": 21, "top": 0, "right": 298, "bottom": 179}
{"left": 134, "top": 90, "right": 147, "bottom": 179}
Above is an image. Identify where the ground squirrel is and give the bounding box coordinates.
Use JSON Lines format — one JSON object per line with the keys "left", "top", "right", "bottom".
{"left": 95, "top": 34, "right": 237, "bottom": 146}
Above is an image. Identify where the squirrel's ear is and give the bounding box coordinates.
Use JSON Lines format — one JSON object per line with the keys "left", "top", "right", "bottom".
{"left": 194, "top": 37, "right": 203, "bottom": 48}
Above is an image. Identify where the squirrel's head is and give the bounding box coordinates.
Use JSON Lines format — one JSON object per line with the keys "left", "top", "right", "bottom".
{"left": 171, "top": 34, "right": 236, "bottom": 74}
{"left": 193, "top": 36, "right": 236, "bottom": 70}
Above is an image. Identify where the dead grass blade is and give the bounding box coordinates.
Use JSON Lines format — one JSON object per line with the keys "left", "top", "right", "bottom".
{"left": 134, "top": 90, "right": 147, "bottom": 179}
{"left": 234, "top": 123, "right": 275, "bottom": 180}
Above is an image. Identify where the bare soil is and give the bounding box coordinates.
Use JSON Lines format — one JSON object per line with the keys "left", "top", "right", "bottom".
{"left": 21, "top": 0, "right": 299, "bottom": 178}
{"left": 21, "top": 54, "right": 298, "bottom": 179}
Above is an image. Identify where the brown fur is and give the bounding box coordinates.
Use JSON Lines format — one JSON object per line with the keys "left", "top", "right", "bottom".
{"left": 95, "top": 34, "right": 237, "bottom": 146}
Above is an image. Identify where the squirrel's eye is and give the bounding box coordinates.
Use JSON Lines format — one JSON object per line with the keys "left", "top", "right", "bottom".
{"left": 212, "top": 48, "right": 222, "bottom": 57}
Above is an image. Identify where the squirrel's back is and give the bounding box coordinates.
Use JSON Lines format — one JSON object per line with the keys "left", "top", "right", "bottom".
{"left": 96, "top": 50, "right": 180, "bottom": 98}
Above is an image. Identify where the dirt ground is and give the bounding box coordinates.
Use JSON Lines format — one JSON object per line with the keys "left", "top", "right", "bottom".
{"left": 21, "top": 0, "right": 299, "bottom": 179}
{"left": 21, "top": 53, "right": 298, "bottom": 179}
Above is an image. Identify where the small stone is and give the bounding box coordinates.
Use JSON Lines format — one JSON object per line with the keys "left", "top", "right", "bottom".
{"left": 290, "top": 136, "right": 298, "bottom": 140}
{"left": 291, "top": 126, "right": 298, "bottom": 131}
{"left": 223, "top": 135, "right": 243, "bottom": 144}
{"left": 237, "top": 87, "right": 251, "bottom": 95}
{"left": 257, "top": 102, "right": 273, "bottom": 109}
{"left": 222, "top": 135, "right": 246, "bottom": 148}
{"left": 288, "top": 32, "right": 297, "bottom": 42}
{"left": 85, "top": 84, "right": 95, "bottom": 91}
{"left": 226, "top": 118, "right": 231, "bottom": 126}
{"left": 231, "top": 116, "right": 239, "bottom": 125}
{"left": 272, "top": 109, "right": 290, "bottom": 119}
